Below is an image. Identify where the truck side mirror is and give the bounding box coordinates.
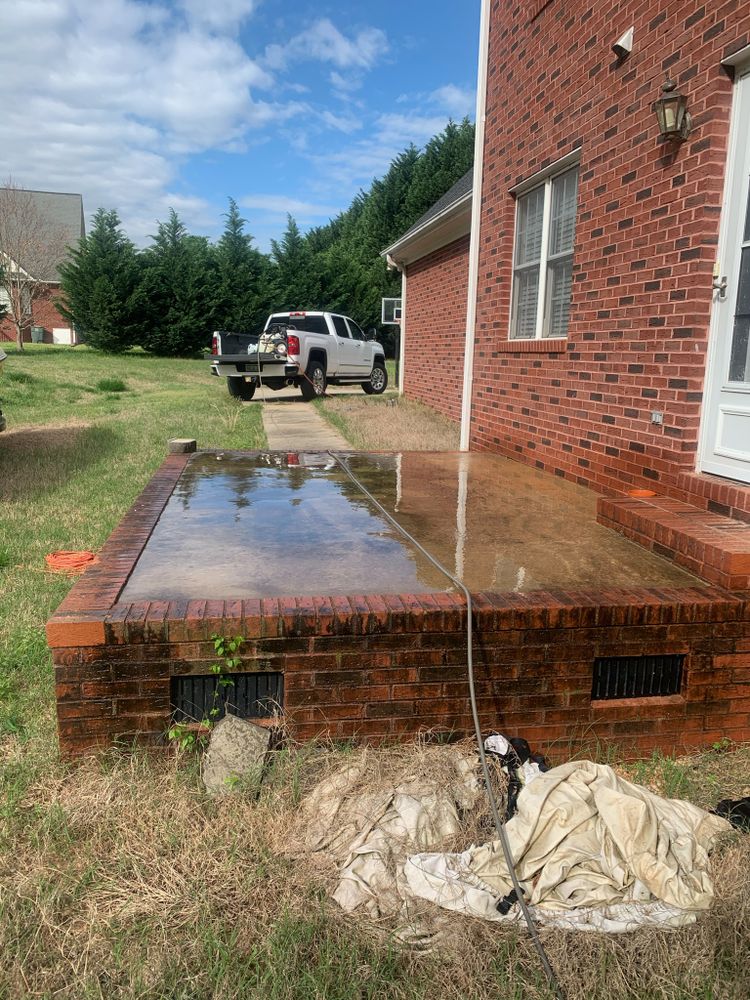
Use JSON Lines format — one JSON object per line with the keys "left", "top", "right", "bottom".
{"left": 366, "top": 328, "right": 376, "bottom": 341}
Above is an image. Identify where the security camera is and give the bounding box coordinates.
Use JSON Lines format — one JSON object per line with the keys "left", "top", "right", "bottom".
{"left": 612, "top": 27, "right": 634, "bottom": 59}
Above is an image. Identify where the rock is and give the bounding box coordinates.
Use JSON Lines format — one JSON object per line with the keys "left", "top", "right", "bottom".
{"left": 168, "top": 438, "right": 197, "bottom": 454}
{"left": 202, "top": 714, "right": 271, "bottom": 796}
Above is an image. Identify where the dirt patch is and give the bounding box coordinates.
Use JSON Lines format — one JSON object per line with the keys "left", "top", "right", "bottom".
{"left": 0, "top": 424, "right": 117, "bottom": 501}
{"left": 317, "top": 395, "right": 460, "bottom": 451}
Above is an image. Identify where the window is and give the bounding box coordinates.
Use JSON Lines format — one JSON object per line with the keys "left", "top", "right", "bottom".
{"left": 510, "top": 165, "right": 579, "bottom": 340}
{"left": 346, "top": 319, "right": 366, "bottom": 341}
{"left": 332, "top": 315, "right": 350, "bottom": 338}
{"left": 268, "top": 314, "right": 329, "bottom": 335}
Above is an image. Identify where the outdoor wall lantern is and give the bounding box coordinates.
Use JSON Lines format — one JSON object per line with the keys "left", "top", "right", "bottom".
{"left": 652, "top": 78, "right": 692, "bottom": 141}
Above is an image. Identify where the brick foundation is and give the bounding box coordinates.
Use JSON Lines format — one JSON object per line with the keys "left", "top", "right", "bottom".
{"left": 47, "top": 452, "right": 750, "bottom": 759}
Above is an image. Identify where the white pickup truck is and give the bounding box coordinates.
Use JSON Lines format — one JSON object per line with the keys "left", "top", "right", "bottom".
{"left": 209, "top": 311, "right": 388, "bottom": 401}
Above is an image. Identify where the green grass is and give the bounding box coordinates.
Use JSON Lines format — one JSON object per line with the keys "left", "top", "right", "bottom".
{"left": 0, "top": 345, "right": 265, "bottom": 748}
{"left": 2, "top": 345, "right": 750, "bottom": 999}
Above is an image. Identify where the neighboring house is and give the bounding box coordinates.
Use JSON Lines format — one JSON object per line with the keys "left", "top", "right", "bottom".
{"left": 387, "top": 2, "right": 750, "bottom": 520}
{"left": 0, "top": 189, "right": 84, "bottom": 344}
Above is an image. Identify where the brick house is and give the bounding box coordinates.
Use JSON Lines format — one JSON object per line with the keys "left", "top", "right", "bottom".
{"left": 388, "top": 1, "right": 750, "bottom": 520}
{"left": 0, "top": 189, "right": 85, "bottom": 344}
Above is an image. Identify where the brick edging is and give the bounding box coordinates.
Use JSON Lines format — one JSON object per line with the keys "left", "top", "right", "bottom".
{"left": 51, "top": 453, "right": 191, "bottom": 620}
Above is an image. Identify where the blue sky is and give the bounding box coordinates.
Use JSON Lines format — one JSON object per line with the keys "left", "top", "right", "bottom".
{"left": 0, "top": 1, "right": 479, "bottom": 249}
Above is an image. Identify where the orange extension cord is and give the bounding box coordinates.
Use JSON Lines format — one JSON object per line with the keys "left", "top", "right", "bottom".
{"left": 44, "top": 551, "right": 97, "bottom": 574}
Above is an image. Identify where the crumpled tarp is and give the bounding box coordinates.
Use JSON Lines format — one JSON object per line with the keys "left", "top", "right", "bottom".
{"left": 285, "top": 751, "right": 483, "bottom": 922}
{"left": 288, "top": 754, "right": 732, "bottom": 936}
{"left": 405, "top": 759, "right": 732, "bottom": 933}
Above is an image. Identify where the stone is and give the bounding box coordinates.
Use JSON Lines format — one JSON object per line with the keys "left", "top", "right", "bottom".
{"left": 202, "top": 714, "right": 271, "bottom": 796}
{"left": 168, "top": 438, "right": 197, "bottom": 454}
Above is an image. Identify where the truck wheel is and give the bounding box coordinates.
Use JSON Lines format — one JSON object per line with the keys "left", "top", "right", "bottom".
{"left": 300, "top": 361, "right": 326, "bottom": 401}
{"left": 227, "top": 376, "right": 256, "bottom": 401}
{"left": 362, "top": 362, "right": 388, "bottom": 395}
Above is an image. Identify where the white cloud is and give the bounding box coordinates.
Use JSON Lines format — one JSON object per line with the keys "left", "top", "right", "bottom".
{"left": 0, "top": 0, "right": 289, "bottom": 243}
{"left": 330, "top": 71, "right": 362, "bottom": 94}
{"left": 397, "top": 83, "right": 476, "bottom": 119}
{"left": 178, "top": 0, "right": 258, "bottom": 30}
{"left": 375, "top": 112, "right": 455, "bottom": 146}
{"left": 264, "top": 19, "right": 388, "bottom": 72}
{"left": 319, "top": 110, "right": 364, "bottom": 134}
{"left": 240, "top": 195, "right": 339, "bottom": 218}
{"left": 430, "top": 84, "right": 476, "bottom": 118}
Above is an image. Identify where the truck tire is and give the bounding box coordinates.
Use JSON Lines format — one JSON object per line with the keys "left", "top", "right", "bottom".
{"left": 362, "top": 361, "right": 388, "bottom": 395}
{"left": 300, "top": 360, "right": 327, "bottom": 400}
{"left": 227, "top": 376, "right": 256, "bottom": 401}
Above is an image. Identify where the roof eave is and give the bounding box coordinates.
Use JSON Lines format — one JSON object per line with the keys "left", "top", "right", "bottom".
{"left": 382, "top": 192, "right": 472, "bottom": 266}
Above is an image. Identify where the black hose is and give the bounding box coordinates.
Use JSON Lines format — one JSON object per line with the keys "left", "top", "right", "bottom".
{"left": 329, "top": 451, "right": 565, "bottom": 1000}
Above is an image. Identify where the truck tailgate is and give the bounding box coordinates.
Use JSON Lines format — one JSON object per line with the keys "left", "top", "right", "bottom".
{"left": 213, "top": 353, "right": 295, "bottom": 369}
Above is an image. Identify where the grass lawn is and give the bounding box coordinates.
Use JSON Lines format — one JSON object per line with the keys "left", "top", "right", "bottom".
{"left": 0, "top": 345, "right": 265, "bottom": 793}
{"left": 1, "top": 346, "right": 750, "bottom": 999}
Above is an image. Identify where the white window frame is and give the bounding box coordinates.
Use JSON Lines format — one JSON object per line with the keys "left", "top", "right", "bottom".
{"left": 509, "top": 151, "right": 580, "bottom": 341}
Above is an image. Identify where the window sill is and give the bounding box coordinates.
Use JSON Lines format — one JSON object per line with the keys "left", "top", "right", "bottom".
{"left": 495, "top": 338, "right": 568, "bottom": 353}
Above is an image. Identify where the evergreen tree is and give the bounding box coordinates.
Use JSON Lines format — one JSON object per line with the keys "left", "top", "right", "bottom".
{"left": 212, "top": 198, "right": 272, "bottom": 332}
{"left": 270, "top": 215, "right": 322, "bottom": 309}
{"left": 401, "top": 119, "right": 475, "bottom": 226}
{"left": 58, "top": 208, "right": 144, "bottom": 352}
{"left": 139, "top": 209, "right": 215, "bottom": 356}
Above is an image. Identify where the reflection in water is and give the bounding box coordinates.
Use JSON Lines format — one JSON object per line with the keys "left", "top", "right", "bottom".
{"left": 120, "top": 450, "right": 704, "bottom": 601}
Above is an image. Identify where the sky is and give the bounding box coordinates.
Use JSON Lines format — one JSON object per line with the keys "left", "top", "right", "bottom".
{"left": 0, "top": 0, "right": 479, "bottom": 250}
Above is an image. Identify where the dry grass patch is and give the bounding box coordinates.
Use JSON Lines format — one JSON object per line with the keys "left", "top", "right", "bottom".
{"left": 316, "top": 395, "right": 460, "bottom": 451}
{"left": 1, "top": 740, "right": 749, "bottom": 999}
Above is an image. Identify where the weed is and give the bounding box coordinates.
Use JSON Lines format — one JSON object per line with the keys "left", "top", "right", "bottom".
{"left": 96, "top": 376, "right": 129, "bottom": 392}
{"left": 166, "top": 633, "right": 244, "bottom": 749}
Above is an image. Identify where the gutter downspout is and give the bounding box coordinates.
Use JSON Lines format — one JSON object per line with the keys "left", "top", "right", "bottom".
{"left": 459, "top": 0, "right": 491, "bottom": 451}
{"left": 387, "top": 253, "right": 407, "bottom": 395}
{"left": 398, "top": 268, "right": 406, "bottom": 395}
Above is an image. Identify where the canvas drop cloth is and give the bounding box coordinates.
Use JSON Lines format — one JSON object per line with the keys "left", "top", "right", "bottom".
{"left": 405, "top": 759, "right": 732, "bottom": 933}
{"left": 289, "top": 754, "right": 731, "bottom": 936}
{"left": 285, "top": 751, "right": 484, "bottom": 924}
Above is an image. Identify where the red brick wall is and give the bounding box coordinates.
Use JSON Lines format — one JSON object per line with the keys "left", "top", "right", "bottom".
{"left": 0, "top": 284, "right": 70, "bottom": 343}
{"left": 404, "top": 234, "right": 469, "bottom": 423}
{"left": 49, "top": 590, "right": 750, "bottom": 758}
{"left": 470, "top": 0, "right": 750, "bottom": 498}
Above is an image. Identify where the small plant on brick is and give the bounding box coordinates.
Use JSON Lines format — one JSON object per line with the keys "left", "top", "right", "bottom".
{"left": 167, "top": 633, "right": 244, "bottom": 750}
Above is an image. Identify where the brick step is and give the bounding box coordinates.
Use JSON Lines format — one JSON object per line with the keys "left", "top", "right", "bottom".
{"left": 597, "top": 495, "right": 750, "bottom": 591}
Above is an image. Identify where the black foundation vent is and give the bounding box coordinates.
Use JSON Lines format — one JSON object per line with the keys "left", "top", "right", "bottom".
{"left": 592, "top": 654, "right": 684, "bottom": 701}
{"left": 171, "top": 673, "right": 283, "bottom": 723}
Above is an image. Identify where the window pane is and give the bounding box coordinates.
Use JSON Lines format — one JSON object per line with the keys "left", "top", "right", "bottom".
{"left": 729, "top": 247, "right": 750, "bottom": 382}
{"left": 549, "top": 168, "right": 579, "bottom": 256}
{"left": 515, "top": 186, "right": 545, "bottom": 266}
{"left": 347, "top": 319, "right": 365, "bottom": 341}
{"left": 545, "top": 256, "right": 573, "bottom": 338}
{"left": 332, "top": 315, "right": 350, "bottom": 338}
{"left": 511, "top": 266, "right": 540, "bottom": 339}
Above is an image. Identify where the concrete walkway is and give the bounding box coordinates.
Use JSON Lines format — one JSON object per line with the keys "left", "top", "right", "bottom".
{"left": 259, "top": 398, "right": 350, "bottom": 451}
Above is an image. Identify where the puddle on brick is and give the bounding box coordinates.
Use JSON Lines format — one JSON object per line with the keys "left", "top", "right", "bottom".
{"left": 119, "top": 450, "right": 705, "bottom": 600}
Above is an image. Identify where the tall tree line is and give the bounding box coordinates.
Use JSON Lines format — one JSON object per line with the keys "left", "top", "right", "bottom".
{"left": 59, "top": 119, "right": 474, "bottom": 356}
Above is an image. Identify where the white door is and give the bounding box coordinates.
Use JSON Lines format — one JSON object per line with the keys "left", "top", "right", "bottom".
{"left": 345, "top": 318, "right": 372, "bottom": 373}
{"left": 330, "top": 315, "right": 359, "bottom": 374}
{"left": 701, "top": 69, "right": 750, "bottom": 484}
